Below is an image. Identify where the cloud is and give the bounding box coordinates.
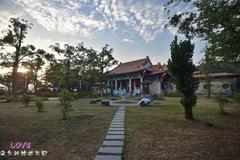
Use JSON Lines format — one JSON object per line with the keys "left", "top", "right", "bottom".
{"left": 0, "top": 10, "right": 23, "bottom": 35}
{"left": 122, "top": 38, "right": 134, "bottom": 43}
{"left": 12, "top": 0, "right": 192, "bottom": 42}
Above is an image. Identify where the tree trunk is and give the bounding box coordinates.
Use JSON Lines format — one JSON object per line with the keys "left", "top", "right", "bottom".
{"left": 88, "top": 84, "right": 93, "bottom": 98}
{"left": 12, "top": 27, "right": 23, "bottom": 101}
{"left": 206, "top": 77, "right": 211, "bottom": 98}
{"left": 12, "top": 61, "right": 19, "bottom": 101}
{"left": 220, "top": 104, "right": 224, "bottom": 114}
{"left": 184, "top": 106, "right": 193, "bottom": 120}
{"left": 66, "top": 59, "right": 70, "bottom": 91}
{"left": 8, "top": 85, "right": 11, "bottom": 97}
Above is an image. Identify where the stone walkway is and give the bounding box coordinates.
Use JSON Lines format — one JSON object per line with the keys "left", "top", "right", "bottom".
{"left": 95, "top": 106, "right": 126, "bottom": 160}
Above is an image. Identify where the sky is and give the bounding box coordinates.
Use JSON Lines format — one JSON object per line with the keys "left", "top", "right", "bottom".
{"left": 0, "top": 0, "right": 206, "bottom": 66}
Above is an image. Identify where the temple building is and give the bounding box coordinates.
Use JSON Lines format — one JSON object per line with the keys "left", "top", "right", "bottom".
{"left": 106, "top": 56, "right": 174, "bottom": 96}
{"left": 103, "top": 56, "right": 240, "bottom": 96}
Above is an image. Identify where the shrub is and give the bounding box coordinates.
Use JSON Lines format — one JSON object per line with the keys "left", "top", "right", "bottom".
{"left": 151, "top": 94, "right": 164, "bottom": 100}
{"left": 59, "top": 90, "right": 74, "bottom": 120}
{"left": 35, "top": 99, "right": 44, "bottom": 112}
{"left": 165, "top": 91, "right": 182, "bottom": 97}
{"left": 232, "top": 93, "right": 240, "bottom": 106}
{"left": 79, "top": 91, "right": 89, "bottom": 98}
{"left": 215, "top": 94, "right": 231, "bottom": 114}
{"left": 22, "top": 95, "right": 31, "bottom": 107}
{"left": 72, "top": 92, "right": 79, "bottom": 99}
{"left": 42, "top": 97, "right": 49, "bottom": 101}
{"left": 91, "top": 93, "right": 98, "bottom": 98}
{"left": 4, "top": 97, "right": 13, "bottom": 103}
{"left": 222, "top": 83, "right": 229, "bottom": 89}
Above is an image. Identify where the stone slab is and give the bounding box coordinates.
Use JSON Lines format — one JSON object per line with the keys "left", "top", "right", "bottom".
{"left": 111, "top": 124, "right": 124, "bottom": 128}
{"left": 111, "top": 122, "right": 124, "bottom": 125}
{"left": 98, "top": 146, "right": 122, "bottom": 154}
{"left": 102, "top": 140, "right": 124, "bottom": 146}
{"left": 95, "top": 155, "right": 121, "bottom": 160}
{"left": 108, "top": 131, "right": 124, "bottom": 135}
{"left": 105, "top": 135, "right": 124, "bottom": 140}
{"left": 113, "top": 118, "right": 124, "bottom": 120}
{"left": 113, "top": 117, "right": 124, "bottom": 120}
{"left": 112, "top": 120, "right": 124, "bottom": 122}
{"left": 114, "top": 116, "right": 124, "bottom": 118}
{"left": 109, "top": 128, "right": 124, "bottom": 131}
{"left": 112, "top": 119, "right": 124, "bottom": 122}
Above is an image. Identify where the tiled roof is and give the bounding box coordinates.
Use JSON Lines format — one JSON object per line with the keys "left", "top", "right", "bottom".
{"left": 147, "top": 64, "right": 168, "bottom": 76}
{"left": 107, "top": 57, "right": 152, "bottom": 75}
{"left": 193, "top": 72, "right": 240, "bottom": 79}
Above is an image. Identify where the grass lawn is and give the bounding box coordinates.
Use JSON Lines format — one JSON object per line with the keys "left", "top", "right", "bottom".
{"left": 0, "top": 99, "right": 117, "bottom": 160}
{"left": 124, "top": 97, "right": 240, "bottom": 160}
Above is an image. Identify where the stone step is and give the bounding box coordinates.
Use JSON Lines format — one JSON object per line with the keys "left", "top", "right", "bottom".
{"left": 105, "top": 135, "right": 124, "bottom": 140}
{"left": 109, "top": 128, "right": 124, "bottom": 131}
{"left": 110, "top": 125, "right": 124, "bottom": 128}
{"left": 108, "top": 131, "right": 124, "bottom": 135}
{"left": 111, "top": 123, "right": 124, "bottom": 125}
{"left": 112, "top": 120, "right": 124, "bottom": 123}
{"left": 113, "top": 117, "right": 124, "bottom": 119}
{"left": 102, "top": 140, "right": 124, "bottom": 146}
{"left": 112, "top": 120, "right": 124, "bottom": 122}
{"left": 95, "top": 155, "right": 121, "bottom": 160}
{"left": 98, "top": 146, "right": 122, "bottom": 154}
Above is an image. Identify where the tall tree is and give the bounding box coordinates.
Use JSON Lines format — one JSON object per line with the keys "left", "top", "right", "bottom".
{"left": 0, "top": 18, "right": 34, "bottom": 100}
{"left": 166, "top": 0, "right": 240, "bottom": 64}
{"left": 45, "top": 60, "right": 65, "bottom": 91}
{"left": 75, "top": 46, "right": 100, "bottom": 96}
{"left": 168, "top": 36, "right": 199, "bottom": 120}
{"left": 50, "top": 43, "right": 77, "bottom": 91}
{"left": 22, "top": 49, "right": 54, "bottom": 94}
{"left": 96, "top": 44, "right": 118, "bottom": 95}
{"left": 203, "top": 48, "right": 215, "bottom": 98}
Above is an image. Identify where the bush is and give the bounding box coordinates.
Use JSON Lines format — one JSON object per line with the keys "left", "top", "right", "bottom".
{"left": 42, "top": 97, "right": 49, "bottom": 101}
{"left": 79, "top": 91, "right": 89, "bottom": 98}
{"left": 215, "top": 94, "right": 231, "bottom": 114}
{"left": 151, "top": 94, "right": 164, "bottom": 100}
{"left": 59, "top": 90, "right": 74, "bottom": 120}
{"left": 22, "top": 95, "right": 31, "bottom": 107}
{"left": 4, "top": 97, "right": 13, "bottom": 103}
{"left": 165, "top": 91, "right": 182, "bottom": 97}
{"left": 91, "top": 93, "right": 98, "bottom": 98}
{"left": 72, "top": 92, "right": 79, "bottom": 99}
{"left": 232, "top": 93, "right": 240, "bottom": 106}
{"left": 35, "top": 99, "right": 44, "bottom": 112}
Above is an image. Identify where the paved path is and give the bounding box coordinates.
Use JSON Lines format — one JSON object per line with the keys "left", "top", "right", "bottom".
{"left": 95, "top": 106, "right": 126, "bottom": 160}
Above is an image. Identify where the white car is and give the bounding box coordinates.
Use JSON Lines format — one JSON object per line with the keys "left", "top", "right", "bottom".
{"left": 138, "top": 98, "right": 151, "bottom": 106}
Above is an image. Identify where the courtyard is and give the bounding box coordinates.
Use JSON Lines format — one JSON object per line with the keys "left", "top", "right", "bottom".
{"left": 0, "top": 97, "right": 239, "bottom": 160}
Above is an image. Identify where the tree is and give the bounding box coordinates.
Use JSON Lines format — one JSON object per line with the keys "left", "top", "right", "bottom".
{"left": 0, "top": 18, "right": 34, "bottom": 100}
{"left": 0, "top": 73, "right": 11, "bottom": 96}
{"left": 168, "top": 36, "right": 199, "bottom": 120}
{"left": 166, "top": 0, "right": 240, "bottom": 64}
{"left": 45, "top": 60, "right": 65, "bottom": 91}
{"left": 96, "top": 44, "right": 118, "bottom": 95}
{"left": 75, "top": 46, "right": 100, "bottom": 97}
{"left": 50, "top": 43, "right": 77, "bottom": 91}
{"left": 59, "top": 90, "right": 74, "bottom": 120}
{"left": 22, "top": 49, "right": 54, "bottom": 94}
{"left": 202, "top": 52, "right": 215, "bottom": 98}
{"left": 215, "top": 94, "right": 231, "bottom": 115}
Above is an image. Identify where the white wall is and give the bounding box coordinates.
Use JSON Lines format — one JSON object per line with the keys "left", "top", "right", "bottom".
{"left": 149, "top": 80, "right": 161, "bottom": 94}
